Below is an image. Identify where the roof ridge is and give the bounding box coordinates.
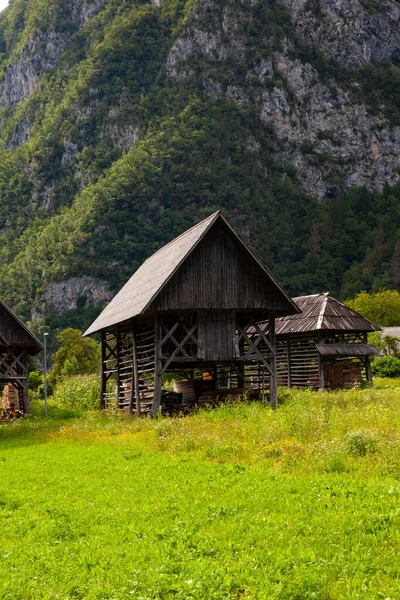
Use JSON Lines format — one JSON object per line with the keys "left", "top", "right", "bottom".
{"left": 141, "top": 211, "right": 220, "bottom": 266}
{"left": 0, "top": 299, "right": 43, "bottom": 352}
{"left": 317, "top": 293, "right": 329, "bottom": 329}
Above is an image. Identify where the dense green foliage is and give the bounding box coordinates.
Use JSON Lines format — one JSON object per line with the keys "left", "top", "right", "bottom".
{"left": 0, "top": 0, "right": 399, "bottom": 327}
{"left": 346, "top": 290, "right": 400, "bottom": 327}
{"left": 50, "top": 328, "right": 100, "bottom": 383}
{"left": 1, "top": 383, "right": 400, "bottom": 598}
{"left": 372, "top": 355, "right": 400, "bottom": 378}
{"left": 52, "top": 373, "right": 101, "bottom": 409}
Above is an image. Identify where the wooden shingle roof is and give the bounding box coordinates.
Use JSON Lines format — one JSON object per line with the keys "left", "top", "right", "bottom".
{"left": 275, "top": 293, "right": 381, "bottom": 335}
{"left": 85, "top": 211, "right": 299, "bottom": 335}
{"left": 0, "top": 299, "right": 43, "bottom": 354}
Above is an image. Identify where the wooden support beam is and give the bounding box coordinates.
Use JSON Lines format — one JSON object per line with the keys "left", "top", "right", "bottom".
{"left": 269, "top": 313, "right": 277, "bottom": 409}
{"left": 130, "top": 325, "right": 141, "bottom": 415}
{"left": 22, "top": 380, "right": 30, "bottom": 415}
{"left": 116, "top": 328, "right": 122, "bottom": 409}
{"left": 151, "top": 316, "right": 162, "bottom": 418}
{"left": 318, "top": 344, "right": 325, "bottom": 390}
{"left": 365, "top": 355, "right": 372, "bottom": 385}
{"left": 100, "top": 332, "right": 107, "bottom": 409}
{"left": 286, "top": 338, "right": 292, "bottom": 388}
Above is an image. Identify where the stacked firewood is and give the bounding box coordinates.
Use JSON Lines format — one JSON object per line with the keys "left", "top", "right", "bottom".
{"left": 0, "top": 384, "right": 23, "bottom": 420}
{"left": 324, "top": 360, "right": 362, "bottom": 390}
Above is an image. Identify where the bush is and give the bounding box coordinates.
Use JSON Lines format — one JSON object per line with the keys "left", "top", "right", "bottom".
{"left": 345, "top": 430, "right": 378, "bottom": 457}
{"left": 371, "top": 355, "right": 400, "bottom": 378}
{"left": 28, "top": 370, "right": 43, "bottom": 391}
{"left": 52, "top": 375, "right": 101, "bottom": 410}
{"left": 50, "top": 328, "right": 100, "bottom": 384}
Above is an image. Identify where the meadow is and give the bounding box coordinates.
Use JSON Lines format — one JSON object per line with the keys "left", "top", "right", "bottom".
{"left": 1, "top": 380, "right": 400, "bottom": 599}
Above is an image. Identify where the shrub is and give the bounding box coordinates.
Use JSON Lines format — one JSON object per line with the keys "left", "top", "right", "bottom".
{"left": 345, "top": 430, "right": 377, "bottom": 457}
{"left": 371, "top": 355, "right": 400, "bottom": 378}
{"left": 52, "top": 375, "right": 101, "bottom": 410}
{"left": 28, "top": 370, "right": 43, "bottom": 391}
{"left": 50, "top": 328, "right": 100, "bottom": 384}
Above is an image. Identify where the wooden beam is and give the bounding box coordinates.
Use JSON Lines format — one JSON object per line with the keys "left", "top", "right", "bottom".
{"left": 151, "top": 316, "right": 162, "bottom": 418}
{"left": 116, "top": 328, "right": 122, "bottom": 409}
{"left": 100, "top": 332, "right": 106, "bottom": 409}
{"left": 269, "top": 314, "right": 277, "bottom": 409}
{"left": 287, "top": 338, "right": 292, "bottom": 388}
{"left": 22, "top": 380, "right": 30, "bottom": 415}
{"left": 130, "top": 325, "right": 141, "bottom": 415}
{"left": 365, "top": 355, "right": 372, "bottom": 385}
{"left": 318, "top": 344, "right": 325, "bottom": 390}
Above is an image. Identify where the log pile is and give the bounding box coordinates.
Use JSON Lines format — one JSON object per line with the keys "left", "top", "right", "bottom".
{"left": 1, "top": 384, "right": 22, "bottom": 421}
{"left": 324, "top": 360, "right": 362, "bottom": 390}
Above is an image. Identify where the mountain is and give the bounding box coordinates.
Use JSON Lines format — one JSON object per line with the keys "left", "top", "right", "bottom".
{"left": 0, "top": 0, "right": 399, "bottom": 333}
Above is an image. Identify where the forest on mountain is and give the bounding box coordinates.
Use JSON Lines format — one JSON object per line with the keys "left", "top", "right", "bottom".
{"left": 0, "top": 0, "right": 399, "bottom": 332}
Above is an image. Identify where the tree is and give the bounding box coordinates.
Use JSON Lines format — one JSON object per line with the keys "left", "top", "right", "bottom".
{"left": 346, "top": 290, "right": 400, "bottom": 327}
{"left": 50, "top": 328, "right": 100, "bottom": 383}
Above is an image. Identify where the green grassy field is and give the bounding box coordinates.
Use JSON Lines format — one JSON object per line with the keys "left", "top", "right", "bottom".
{"left": 1, "top": 380, "right": 400, "bottom": 599}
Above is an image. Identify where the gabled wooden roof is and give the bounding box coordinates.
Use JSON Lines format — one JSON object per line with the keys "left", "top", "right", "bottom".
{"left": 275, "top": 293, "right": 381, "bottom": 335}
{"left": 0, "top": 299, "right": 43, "bottom": 354}
{"left": 85, "top": 211, "right": 299, "bottom": 335}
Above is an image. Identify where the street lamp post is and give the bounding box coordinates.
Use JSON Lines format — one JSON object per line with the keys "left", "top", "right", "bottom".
{"left": 44, "top": 332, "right": 49, "bottom": 417}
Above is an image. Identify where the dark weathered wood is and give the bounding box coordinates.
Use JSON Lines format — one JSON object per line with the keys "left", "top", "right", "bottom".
{"left": 115, "top": 329, "right": 121, "bottom": 407}
{"left": 269, "top": 314, "right": 277, "bottom": 408}
{"left": 365, "top": 356, "right": 372, "bottom": 384}
{"left": 100, "top": 333, "right": 107, "bottom": 409}
{"left": 151, "top": 316, "right": 162, "bottom": 418}
{"left": 85, "top": 214, "right": 303, "bottom": 413}
{"left": 150, "top": 219, "right": 287, "bottom": 313}
{"left": 318, "top": 354, "right": 325, "bottom": 389}
{"left": 131, "top": 326, "right": 141, "bottom": 414}
{"left": 22, "top": 380, "right": 30, "bottom": 415}
{"left": 287, "top": 338, "right": 292, "bottom": 387}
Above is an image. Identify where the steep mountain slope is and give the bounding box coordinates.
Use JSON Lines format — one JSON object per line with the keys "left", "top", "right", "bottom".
{"left": 0, "top": 0, "right": 399, "bottom": 331}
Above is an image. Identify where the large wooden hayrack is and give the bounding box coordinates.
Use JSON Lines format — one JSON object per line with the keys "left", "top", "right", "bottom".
{"left": 0, "top": 300, "right": 43, "bottom": 414}
{"left": 85, "top": 212, "right": 298, "bottom": 414}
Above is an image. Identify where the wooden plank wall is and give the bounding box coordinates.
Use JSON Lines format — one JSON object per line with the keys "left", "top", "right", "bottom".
{"left": 277, "top": 334, "right": 320, "bottom": 388}
{"left": 0, "top": 305, "right": 33, "bottom": 346}
{"left": 150, "top": 219, "right": 287, "bottom": 313}
{"left": 197, "top": 311, "right": 237, "bottom": 361}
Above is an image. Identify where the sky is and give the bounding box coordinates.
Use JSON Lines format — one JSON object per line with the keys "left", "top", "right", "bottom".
{"left": 0, "top": 0, "right": 8, "bottom": 12}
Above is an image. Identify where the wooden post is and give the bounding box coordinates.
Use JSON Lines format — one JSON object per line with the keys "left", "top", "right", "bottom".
{"left": 318, "top": 343, "right": 325, "bottom": 390}
{"left": 151, "top": 316, "right": 162, "bottom": 418}
{"left": 130, "top": 325, "right": 141, "bottom": 415}
{"left": 269, "top": 313, "right": 278, "bottom": 409}
{"left": 22, "top": 380, "right": 30, "bottom": 415}
{"left": 100, "top": 332, "right": 106, "bottom": 409}
{"left": 287, "top": 338, "right": 292, "bottom": 388}
{"left": 116, "top": 328, "right": 122, "bottom": 409}
{"left": 365, "top": 356, "right": 372, "bottom": 385}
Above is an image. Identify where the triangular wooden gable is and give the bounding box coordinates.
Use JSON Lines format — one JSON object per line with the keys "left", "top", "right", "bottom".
{"left": 0, "top": 301, "right": 43, "bottom": 354}
{"left": 150, "top": 216, "right": 296, "bottom": 315}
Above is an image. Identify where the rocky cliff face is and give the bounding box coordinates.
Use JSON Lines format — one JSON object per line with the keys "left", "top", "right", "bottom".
{"left": 0, "top": 0, "right": 399, "bottom": 323}
{"left": 166, "top": 0, "right": 400, "bottom": 199}
{"left": 0, "top": 1, "right": 109, "bottom": 108}
{"left": 283, "top": 0, "right": 400, "bottom": 69}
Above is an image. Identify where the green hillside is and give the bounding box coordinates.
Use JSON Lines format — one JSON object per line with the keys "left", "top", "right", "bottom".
{"left": 0, "top": 0, "right": 399, "bottom": 328}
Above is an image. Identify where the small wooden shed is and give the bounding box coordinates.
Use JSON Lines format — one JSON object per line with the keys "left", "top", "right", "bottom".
{"left": 84, "top": 211, "right": 299, "bottom": 414}
{"left": 0, "top": 300, "right": 43, "bottom": 414}
{"left": 273, "top": 293, "right": 381, "bottom": 389}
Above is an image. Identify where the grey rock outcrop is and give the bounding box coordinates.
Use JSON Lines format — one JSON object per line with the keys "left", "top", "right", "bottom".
{"left": 166, "top": 0, "right": 400, "bottom": 199}
{"left": 0, "top": 30, "right": 71, "bottom": 107}
{"left": 0, "top": 0, "right": 111, "bottom": 108}
{"left": 5, "top": 120, "right": 31, "bottom": 149}
{"left": 32, "top": 276, "right": 113, "bottom": 321}
{"left": 282, "top": 0, "right": 400, "bottom": 69}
